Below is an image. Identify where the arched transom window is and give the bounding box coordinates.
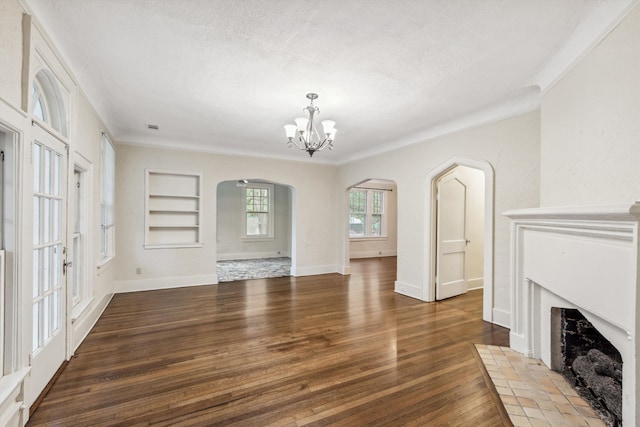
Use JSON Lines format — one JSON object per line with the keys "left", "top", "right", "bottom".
{"left": 31, "top": 69, "right": 68, "bottom": 137}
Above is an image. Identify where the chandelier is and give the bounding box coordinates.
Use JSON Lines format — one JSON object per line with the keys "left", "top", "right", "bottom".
{"left": 284, "top": 93, "right": 337, "bottom": 157}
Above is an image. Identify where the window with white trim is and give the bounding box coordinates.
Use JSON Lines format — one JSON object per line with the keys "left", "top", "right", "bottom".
{"left": 349, "top": 188, "right": 386, "bottom": 238}
{"left": 100, "top": 134, "right": 115, "bottom": 262}
{"left": 31, "top": 69, "right": 68, "bottom": 137}
{"left": 243, "top": 183, "right": 274, "bottom": 239}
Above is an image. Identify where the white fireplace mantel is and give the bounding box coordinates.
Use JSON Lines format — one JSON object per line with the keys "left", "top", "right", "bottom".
{"left": 504, "top": 203, "right": 640, "bottom": 426}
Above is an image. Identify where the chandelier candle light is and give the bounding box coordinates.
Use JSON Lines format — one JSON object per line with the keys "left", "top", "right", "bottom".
{"left": 284, "top": 93, "right": 337, "bottom": 157}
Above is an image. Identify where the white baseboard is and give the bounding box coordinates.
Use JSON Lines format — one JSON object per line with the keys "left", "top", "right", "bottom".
{"left": 394, "top": 280, "right": 422, "bottom": 300}
{"left": 115, "top": 273, "right": 219, "bottom": 293}
{"left": 217, "top": 251, "right": 290, "bottom": 261}
{"left": 291, "top": 264, "right": 338, "bottom": 277}
{"left": 337, "top": 264, "right": 351, "bottom": 275}
{"left": 72, "top": 292, "right": 114, "bottom": 352}
{"left": 467, "top": 277, "right": 484, "bottom": 290}
{"left": 349, "top": 250, "right": 397, "bottom": 259}
{"left": 509, "top": 331, "right": 533, "bottom": 357}
{"left": 492, "top": 307, "right": 511, "bottom": 328}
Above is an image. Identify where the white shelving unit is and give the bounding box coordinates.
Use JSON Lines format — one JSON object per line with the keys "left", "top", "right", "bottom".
{"left": 145, "top": 169, "right": 203, "bottom": 248}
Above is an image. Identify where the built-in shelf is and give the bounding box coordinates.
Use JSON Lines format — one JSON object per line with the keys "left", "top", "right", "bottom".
{"left": 145, "top": 169, "right": 203, "bottom": 249}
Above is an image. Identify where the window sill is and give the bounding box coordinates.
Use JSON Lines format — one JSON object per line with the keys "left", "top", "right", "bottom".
{"left": 242, "top": 236, "right": 274, "bottom": 242}
{"left": 71, "top": 297, "right": 94, "bottom": 322}
{"left": 96, "top": 256, "right": 114, "bottom": 273}
{"left": 350, "top": 236, "right": 388, "bottom": 242}
{"left": 0, "top": 367, "right": 30, "bottom": 406}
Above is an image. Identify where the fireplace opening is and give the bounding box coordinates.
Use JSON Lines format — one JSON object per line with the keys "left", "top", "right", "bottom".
{"left": 550, "top": 308, "right": 622, "bottom": 427}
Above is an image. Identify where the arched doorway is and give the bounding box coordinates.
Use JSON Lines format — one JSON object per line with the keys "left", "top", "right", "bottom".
{"left": 425, "top": 157, "right": 494, "bottom": 322}
{"left": 215, "top": 179, "right": 294, "bottom": 282}
{"left": 344, "top": 179, "right": 398, "bottom": 276}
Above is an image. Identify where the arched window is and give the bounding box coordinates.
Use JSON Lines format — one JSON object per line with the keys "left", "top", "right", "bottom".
{"left": 31, "top": 69, "right": 68, "bottom": 137}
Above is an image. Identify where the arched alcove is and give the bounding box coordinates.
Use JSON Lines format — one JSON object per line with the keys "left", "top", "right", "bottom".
{"left": 343, "top": 178, "right": 398, "bottom": 275}
{"left": 215, "top": 179, "right": 295, "bottom": 282}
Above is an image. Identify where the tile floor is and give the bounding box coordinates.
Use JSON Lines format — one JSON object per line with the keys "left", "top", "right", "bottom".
{"left": 475, "top": 344, "right": 606, "bottom": 427}
{"left": 216, "top": 257, "right": 291, "bottom": 282}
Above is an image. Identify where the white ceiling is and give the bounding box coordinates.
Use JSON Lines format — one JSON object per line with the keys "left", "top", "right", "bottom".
{"left": 25, "top": 0, "right": 635, "bottom": 164}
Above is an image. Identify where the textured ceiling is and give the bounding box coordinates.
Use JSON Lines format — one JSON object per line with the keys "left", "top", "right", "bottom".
{"left": 25, "top": 0, "right": 635, "bottom": 164}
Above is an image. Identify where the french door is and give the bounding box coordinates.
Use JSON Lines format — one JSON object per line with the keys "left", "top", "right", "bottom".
{"left": 29, "top": 125, "right": 68, "bottom": 405}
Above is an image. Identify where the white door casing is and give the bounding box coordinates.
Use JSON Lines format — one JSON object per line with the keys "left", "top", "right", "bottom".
{"left": 28, "top": 125, "right": 68, "bottom": 406}
{"left": 436, "top": 172, "right": 468, "bottom": 300}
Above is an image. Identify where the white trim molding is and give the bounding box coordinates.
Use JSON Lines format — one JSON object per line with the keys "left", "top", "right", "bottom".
{"left": 216, "top": 251, "right": 291, "bottom": 261}
{"left": 291, "top": 264, "right": 338, "bottom": 277}
{"left": 394, "top": 280, "right": 422, "bottom": 300}
{"left": 349, "top": 250, "right": 397, "bottom": 259}
{"left": 0, "top": 367, "right": 30, "bottom": 427}
{"left": 504, "top": 203, "right": 640, "bottom": 426}
{"left": 115, "top": 273, "right": 219, "bottom": 293}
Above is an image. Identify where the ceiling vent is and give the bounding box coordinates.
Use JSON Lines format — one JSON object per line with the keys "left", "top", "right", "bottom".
{"left": 147, "top": 124, "right": 159, "bottom": 130}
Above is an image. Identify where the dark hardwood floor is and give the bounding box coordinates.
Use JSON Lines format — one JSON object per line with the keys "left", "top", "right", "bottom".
{"left": 28, "top": 257, "right": 509, "bottom": 426}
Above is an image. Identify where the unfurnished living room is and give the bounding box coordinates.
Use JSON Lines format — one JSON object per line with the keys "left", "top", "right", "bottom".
{"left": 1, "top": 1, "right": 640, "bottom": 426}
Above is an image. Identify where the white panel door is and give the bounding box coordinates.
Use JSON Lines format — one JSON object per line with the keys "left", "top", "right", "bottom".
{"left": 436, "top": 172, "right": 468, "bottom": 300}
{"left": 29, "top": 126, "right": 67, "bottom": 405}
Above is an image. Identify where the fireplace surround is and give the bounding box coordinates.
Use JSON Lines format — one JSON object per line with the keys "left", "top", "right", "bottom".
{"left": 504, "top": 204, "right": 640, "bottom": 426}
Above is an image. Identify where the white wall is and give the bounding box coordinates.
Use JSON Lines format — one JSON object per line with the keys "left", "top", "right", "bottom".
{"left": 540, "top": 5, "right": 640, "bottom": 207}
{"left": 216, "top": 180, "right": 292, "bottom": 260}
{"left": 439, "top": 165, "right": 485, "bottom": 289}
{"left": 338, "top": 111, "right": 541, "bottom": 325}
{"left": 115, "top": 144, "right": 341, "bottom": 291}
{"left": 349, "top": 180, "right": 397, "bottom": 259}
{"left": 0, "top": 0, "right": 24, "bottom": 109}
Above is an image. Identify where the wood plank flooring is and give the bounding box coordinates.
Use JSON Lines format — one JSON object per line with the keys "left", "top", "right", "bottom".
{"left": 28, "top": 257, "right": 509, "bottom": 426}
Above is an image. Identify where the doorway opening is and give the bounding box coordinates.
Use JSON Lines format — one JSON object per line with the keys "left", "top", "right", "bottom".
{"left": 345, "top": 179, "right": 398, "bottom": 278}
{"left": 426, "top": 157, "right": 494, "bottom": 322}
{"left": 434, "top": 165, "right": 485, "bottom": 300}
{"left": 216, "top": 179, "right": 294, "bottom": 282}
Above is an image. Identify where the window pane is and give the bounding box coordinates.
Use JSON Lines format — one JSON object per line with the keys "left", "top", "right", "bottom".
{"left": 43, "top": 246, "right": 51, "bottom": 292}
{"left": 73, "top": 235, "right": 80, "bottom": 300}
{"left": 53, "top": 244, "right": 61, "bottom": 289}
{"left": 33, "top": 143, "right": 41, "bottom": 193}
{"left": 43, "top": 198, "right": 50, "bottom": 243}
{"left": 350, "top": 214, "right": 366, "bottom": 237}
{"left": 43, "top": 295, "right": 51, "bottom": 342}
{"left": 44, "top": 148, "right": 51, "bottom": 194}
{"left": 246, "top": 212, "right": 269, "bottom": 236}
{"left": 372, "top": 192, "right": 383, "bottom": 214}
{"left": 101, "top": 135, "right": 115, "bottom": 259}
{"left": 349, "top": 190, "right": 366, "bottom": 213}
{"left": 53, "top": 289, "right": 61, "bottom": 332}
{"left": 33, "top": 249, "right": 40, "bottom": 299}
{"left": 100, "top": 225, "right": 106, "bottom": 255}
{"left": 33, "top": 302, "right": 40, "bottom": 352}
{"left": 33, "top": 197, "right": 41, "bottom": 245}
{"left": 53, "top": 152, "right": 61, "bottom": 196}
{"left": 53, "top": 199, "right": 60, "bottom": 241}
{"left": 371, "top": 214, "right": 382, "bottom": 236}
